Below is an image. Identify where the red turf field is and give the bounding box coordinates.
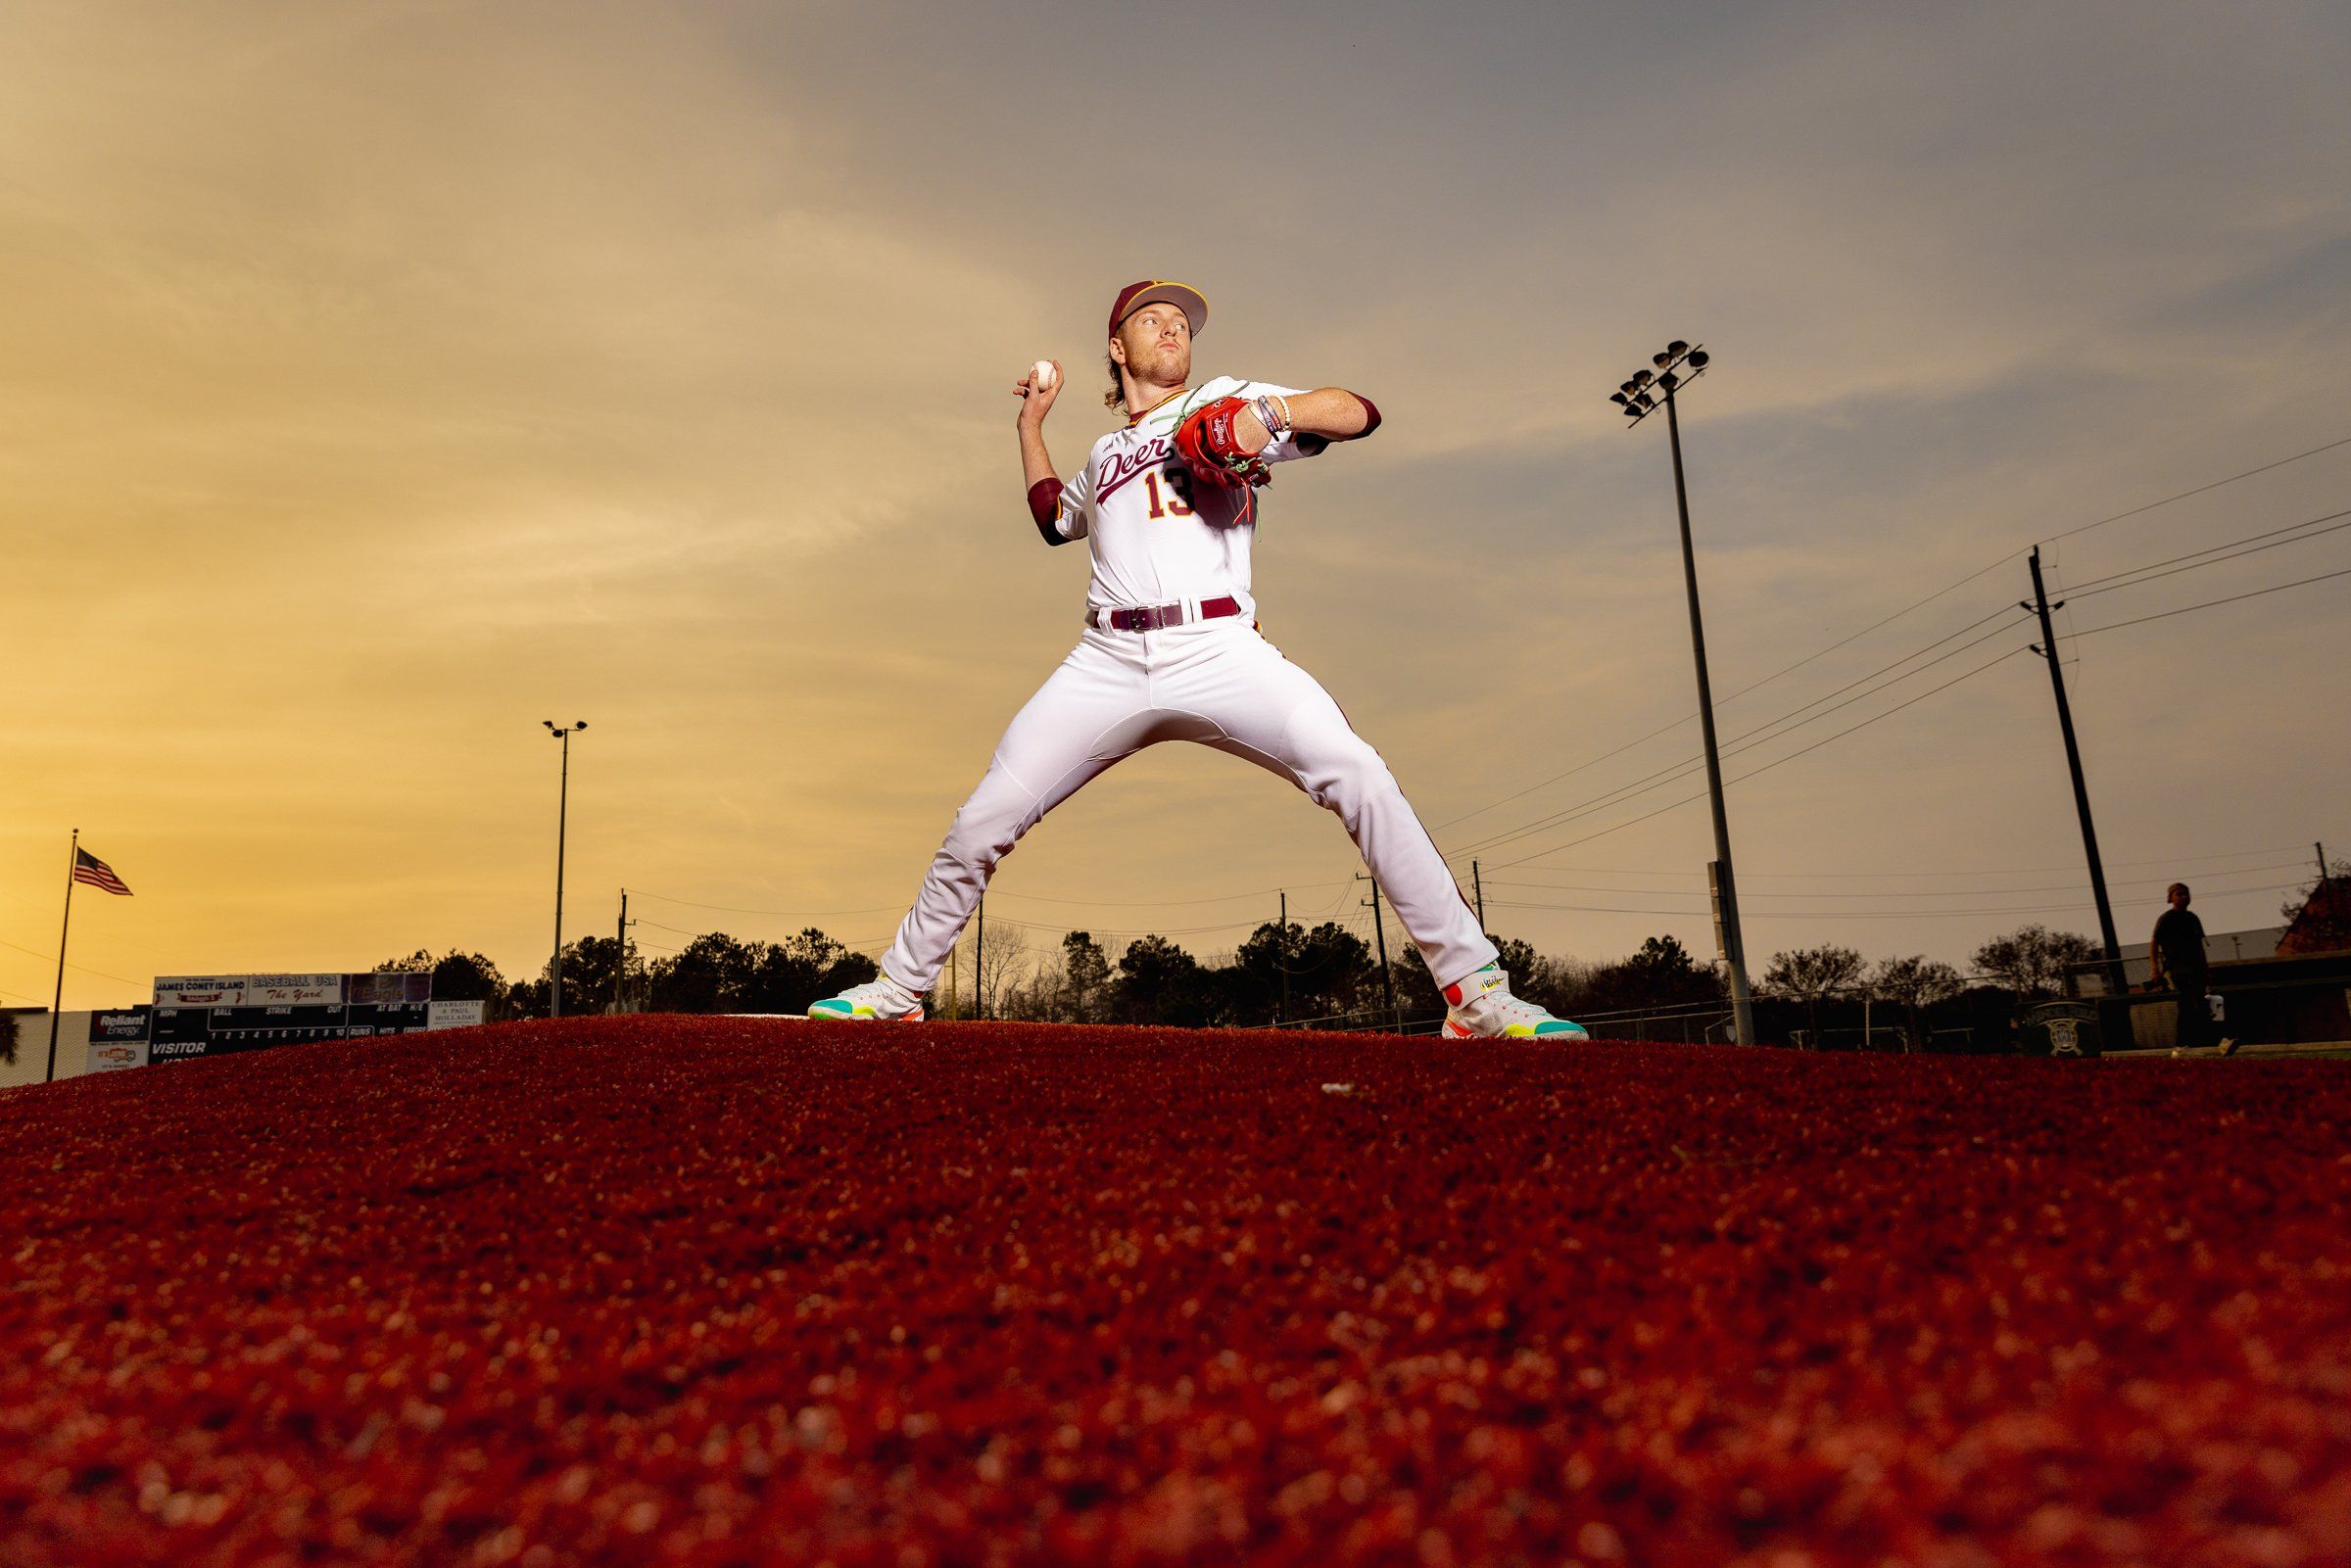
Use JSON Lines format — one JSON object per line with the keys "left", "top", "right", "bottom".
{"left": 3, "top": 1018, "right": 2347, "bottom": 1566}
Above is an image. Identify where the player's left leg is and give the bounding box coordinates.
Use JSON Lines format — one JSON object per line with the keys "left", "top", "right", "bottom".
{"left": 1163, "top": 625, "right": 1588, "bottom": 1041}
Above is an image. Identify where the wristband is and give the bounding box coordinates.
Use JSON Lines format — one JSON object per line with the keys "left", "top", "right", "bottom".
{"left": 1250, "top": 395, "right": 1290, "bottom": 441}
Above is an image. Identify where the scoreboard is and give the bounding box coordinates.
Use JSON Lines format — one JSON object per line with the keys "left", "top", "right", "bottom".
{"left": 131, "top": 973, "right": 467, "bottom": 1064}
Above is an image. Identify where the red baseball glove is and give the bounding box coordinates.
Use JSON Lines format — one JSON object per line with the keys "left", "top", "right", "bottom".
{"left": 1174, "top": 396, "right": 1272, "bottom": 492}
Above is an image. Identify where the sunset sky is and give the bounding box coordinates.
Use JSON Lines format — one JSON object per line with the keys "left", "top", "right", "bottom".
{"left": 8, "top": 1, "right": 2349, "bottom": 1012}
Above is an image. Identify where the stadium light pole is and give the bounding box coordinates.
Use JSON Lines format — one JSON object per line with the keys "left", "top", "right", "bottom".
{"left": 544, "top": 721, "right": 587, "bottom": 1019}
{"left": 1612, "top": 343, "right": 1757, "bottom": 1047}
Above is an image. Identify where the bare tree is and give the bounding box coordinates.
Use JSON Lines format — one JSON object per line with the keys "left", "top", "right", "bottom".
{"left": 1869, "top": 955, "right": 1965, "bottom": 1050}
{"left": 954, "top": 925, "right": 1031, "bottom": 1022}
{"left": 998, "top": 939, "right": 1068, "bottom": 1022}
{"left": 1762, "top": 944, "right": 1864, "bottom": 1048}
{"left": 2279, "top": 857, "right": 2351, "bottom": 956}
{"left": 1972, "top": 925, "right": 2100, "bottom": 997}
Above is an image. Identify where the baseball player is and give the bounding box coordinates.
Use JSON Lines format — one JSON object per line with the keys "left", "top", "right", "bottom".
{"left": 809, "top": 279, "right": 1587, "bottom": 1040}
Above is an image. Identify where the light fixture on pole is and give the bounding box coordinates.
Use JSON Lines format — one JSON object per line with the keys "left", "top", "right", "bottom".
{"left": 543, "top": 721, "right": 588, "bottom": 1019}
{"left": 1610, "top": 341, "right": 1755, "bottom": 1047}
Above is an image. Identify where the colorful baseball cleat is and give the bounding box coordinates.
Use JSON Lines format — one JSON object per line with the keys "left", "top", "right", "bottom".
{"left": 805, "top": 975, "right": 926, "bottom": 1022}
{"left": 1441, "top": 963, "right": 1590, "bottom": 1041}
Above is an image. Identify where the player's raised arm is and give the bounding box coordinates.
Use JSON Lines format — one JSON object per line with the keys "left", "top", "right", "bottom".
{"left": 1175, "top": 385, "right": 1383, "bottom": 498}
{"left": 1235, "top": 387, "right": 1383, "bottom": 455}
{"left": 1015, "top": 358, "right": 1081, "bottom": 546}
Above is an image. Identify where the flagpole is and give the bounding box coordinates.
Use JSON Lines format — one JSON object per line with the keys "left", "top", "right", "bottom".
{"left": 47, "top": 830, "right": 77, "bottom": 1084}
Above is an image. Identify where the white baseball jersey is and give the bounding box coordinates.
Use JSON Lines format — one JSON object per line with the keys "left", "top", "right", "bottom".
{"left": 1039, "top": 377, "right": 1319, "bottom": 614}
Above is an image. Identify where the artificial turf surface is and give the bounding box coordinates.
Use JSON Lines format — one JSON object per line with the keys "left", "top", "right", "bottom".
{"left": 3, "top": 1017, "right": 2348, "bottom": 1565}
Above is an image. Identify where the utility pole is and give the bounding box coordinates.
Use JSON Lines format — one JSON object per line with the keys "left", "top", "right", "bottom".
{"left": 1277, "top": 889, "right": 1290, "bottom": 1026}
{"left": 1471, "top": 859, "right": 1486, "bottom": 932}
{"left": 543, "top": 721, "right": 587, "bottom": 1019}
{"left": 2024, "top": 548, "right": 2126, "bottom": 994}
{"left": 2320, "top": 842, "right": 2332, "bottom": 883}
{"left": 1613, "top": 342, "right": 1756, "bottom": 1046}
{"left": 613, "top": 889, "right": 634, "bottom": 1015}
{"left": 975, "top": 895, "right": 985, "bottom": 1022}
{"left": 948, "top": 944, "right": 958, "bottom": 1021}
{"left": 45, "top": 830, "right": 77, "bottom": 1084}
{"left": 1358, "top": 874, "right": 1395, "bottom": 1026}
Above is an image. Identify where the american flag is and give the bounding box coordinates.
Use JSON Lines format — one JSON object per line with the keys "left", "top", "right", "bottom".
{"left": 73, "top": 847, "right": 132, "bottom": 896}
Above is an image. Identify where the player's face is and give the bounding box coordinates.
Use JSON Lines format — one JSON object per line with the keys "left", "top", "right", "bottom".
{"left": 1114, "top": 304, "right": 1191, "bottom": 385}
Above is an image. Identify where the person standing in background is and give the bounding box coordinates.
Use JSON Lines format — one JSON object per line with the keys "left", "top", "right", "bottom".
{"left": 2151, "top": 882, "right": 2235, "bottom": 1055}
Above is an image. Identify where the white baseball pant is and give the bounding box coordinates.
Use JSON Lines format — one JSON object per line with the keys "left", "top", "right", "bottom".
{"left": 879, "top": 616, "right": 1497, "bottom": 996}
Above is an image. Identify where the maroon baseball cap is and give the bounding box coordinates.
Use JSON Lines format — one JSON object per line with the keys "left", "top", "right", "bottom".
{"left": 1108, "top": 279, "right": 1208, "bottom": 340}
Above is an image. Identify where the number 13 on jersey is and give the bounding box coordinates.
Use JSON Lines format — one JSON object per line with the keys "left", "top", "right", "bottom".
{"left": 1143, "top": 466, "right": 1194, "bottom": 519}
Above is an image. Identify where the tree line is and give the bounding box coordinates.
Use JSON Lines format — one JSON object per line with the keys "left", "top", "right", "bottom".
{"left": 377, "top": 917, "right": 2116, "bottom": 1047}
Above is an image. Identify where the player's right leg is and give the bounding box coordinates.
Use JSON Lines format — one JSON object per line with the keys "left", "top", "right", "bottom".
{"left": 809, "top": 635, "right": 1153, "bottom": 1021}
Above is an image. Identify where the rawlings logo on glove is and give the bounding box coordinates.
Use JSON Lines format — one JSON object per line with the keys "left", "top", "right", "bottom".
{"left": 1174, "top": 397, "right": 1273, "bottom": 492}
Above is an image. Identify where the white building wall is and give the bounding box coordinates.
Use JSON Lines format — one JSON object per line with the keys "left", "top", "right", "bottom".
{"left": 0, "top": 1011, "right": 101, "bottom": 1091}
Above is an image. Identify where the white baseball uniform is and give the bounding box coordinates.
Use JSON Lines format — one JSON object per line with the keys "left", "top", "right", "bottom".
{"left": 876, "top": 377, "right": 1497, "bottom": 996}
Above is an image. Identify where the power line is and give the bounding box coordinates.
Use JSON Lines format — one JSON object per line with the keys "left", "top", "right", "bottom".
{"left": 631, "top": 880, "right": 1348, "bottom": 920}
{"left": 1426, "top": 712, "right": 1697, "bottom": 832}
{"left": 1491, "top": 844, "right": 2321, "bottom": 880}
{"left": 1710, "top": 561, "right": 2020, "bottom": 713}
{"left": 977, "top": 880, "right": 1349, "bottom": 909}
{"left": 2070, "top": 564, "right": 2351, "bottom": 640}
{"left": 1447, "top": 611, "right": 2031, "bottom": 858}
{"left": 1452, "top": 490, "right": 2350, "bottom": 870}
{"left": 630, "top": 890, "right": 906, "bottom": 919}
{"left": 636, "top": 918, "right": 715, "bottom": 939}
{"left": 1486, "top": 870, "right": 2307, "bottom": 900}
{"left": 979, "top": 911, "right": 1281, "bottom": 939}
{"left": 1449, "top": 614, "right": 2025, "bottom": 856}
{"left": 1494, "top": 646, "right": 2030, "bottom": 869}
{"left": 2042, "top": 432, "right": 2351, "bottom": 545}
{"left": 1467, "top": 491, "right": 2346, "bottom": 864}
{"left": 1434, "top": 434, "right": 2351, "bottom": 840}
{"left": 1435, "top": 602, "right": 2025, "bottom": 840}
{"left": 640, "top": 905, "right": 1286, "bottom": 945}
{"left": 2066, "top": 510, "right": 2351, "bottom": 604}
{"left": 1489, "top": 895, "right": 2281, "bottom": 920}
{"left": 0, "top": 936, "right": 144, "bottom": 987}
{"left": 2063, "top": 505, "right": 2351, "bottom": 594}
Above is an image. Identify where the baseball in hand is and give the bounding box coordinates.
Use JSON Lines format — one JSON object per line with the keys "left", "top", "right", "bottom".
{"left": 1030, "top": 359, "right": 1059, "bottom": 392}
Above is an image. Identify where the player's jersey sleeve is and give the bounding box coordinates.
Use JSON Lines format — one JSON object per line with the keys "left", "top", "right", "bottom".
{"left": 1058, "top": 454, "right": 1094, "bottom": 541}
{"left": 1030, "top": 451, "right": 1094, "bottom": 546}
{"left": 1227, "top": 378, "right": 1325, "bottom": 464}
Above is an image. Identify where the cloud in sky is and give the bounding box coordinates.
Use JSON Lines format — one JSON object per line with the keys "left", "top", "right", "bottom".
{"left": 6, "top": 0, "right": 2348, "bottom": 1009}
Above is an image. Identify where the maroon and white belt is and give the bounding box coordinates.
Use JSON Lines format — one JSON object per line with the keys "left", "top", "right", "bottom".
{"left": 1087, "top": 595, "right": 1243, "bottom": 633}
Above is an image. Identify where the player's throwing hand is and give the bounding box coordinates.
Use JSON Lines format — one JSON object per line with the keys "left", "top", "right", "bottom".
{"left": 1016, "top": 358, "right": 1062, "bottom": 424}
